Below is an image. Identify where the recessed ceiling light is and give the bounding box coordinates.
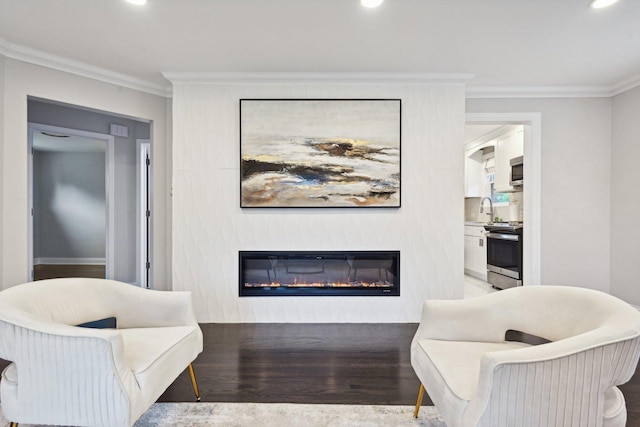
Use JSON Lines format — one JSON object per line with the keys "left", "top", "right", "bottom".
{"left": 126, "top": 0, "right": 147, "bottom": 5}
{"left": 590, "top": 0, "right": 619, "bottom": 8}
{"left": 361, "top": 0, "right": 384, "bottom": 8}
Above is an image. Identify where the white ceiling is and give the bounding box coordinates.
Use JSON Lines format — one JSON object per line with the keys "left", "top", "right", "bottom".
{"left": 464, "top": 124, "right": 504, "bottom": 145}
{"left": 0, "top": 0, "right": 639, "bottom": 94}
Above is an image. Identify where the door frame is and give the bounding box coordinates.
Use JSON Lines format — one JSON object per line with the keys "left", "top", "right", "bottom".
{"left": 137, "top": 139, "right": 151, "bottom": 288}
{"left": 27, "top": 122, "right": 115, "bottom": 280}
{"left": 465, "top": 112, "right": 542, "bottom": 286}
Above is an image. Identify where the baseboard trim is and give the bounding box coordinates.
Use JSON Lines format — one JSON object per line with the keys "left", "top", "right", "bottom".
{"left": 34, "top": 257, "right": 105, "bottom": 265}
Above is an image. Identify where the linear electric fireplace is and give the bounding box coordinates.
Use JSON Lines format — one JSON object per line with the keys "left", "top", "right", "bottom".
{"left": 239, "top": 251, "right": 400, "bottom": 297}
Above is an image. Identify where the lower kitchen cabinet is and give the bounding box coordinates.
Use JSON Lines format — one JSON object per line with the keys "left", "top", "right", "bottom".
{"left": 464, "top": 225, "right": 487, "bottom": 280}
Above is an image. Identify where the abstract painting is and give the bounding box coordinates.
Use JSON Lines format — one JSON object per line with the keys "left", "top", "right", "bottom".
{"left": 240, "top": 99, "right": 401, "bottom": 208}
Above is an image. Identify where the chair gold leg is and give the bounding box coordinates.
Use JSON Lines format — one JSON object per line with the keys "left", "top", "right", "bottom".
{"left": 188, "top": 363, "right": 201, "bottom": 402}
{"left": 413, "top": 383, "right": 425, "bottom": 418}
{"left": 10, "top": 422, "right": 18, "bottom": 427}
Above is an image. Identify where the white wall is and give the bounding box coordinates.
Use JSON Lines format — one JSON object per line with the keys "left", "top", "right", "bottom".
{"left": 1, "top": 58, "right": 171, "bottom": 290}
{"left": 171, "top": 81, "right": 466, "bottom": 323}
{"left": 467, "top": 98, "right": 612, "bottom": 293}
{"left": 33, "top": 150, "right": 106, "bottom": 261}
{"left": 0, "top": 54, "right": 5, "bottom": 285}
{"left": 162, "top": 102, "right": 173, "bottom": 289}
{"left": 611, "top": 86, "right": 640, "bottom": 306}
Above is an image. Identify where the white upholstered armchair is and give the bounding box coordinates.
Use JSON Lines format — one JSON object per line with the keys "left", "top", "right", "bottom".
{"left": 0, "top": 278, "right": 203, "bottom": 427}
{"left": 411, "top": 286, "right": 640, "bottom": 427}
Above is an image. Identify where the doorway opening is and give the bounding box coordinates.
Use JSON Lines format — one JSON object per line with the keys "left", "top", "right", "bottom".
{"left": 27, "top": 97, "right": 154, "bottom": 287}
{"left": 28, "top": 123, "right": 115, "bottom": 281}
{"left": 464, "top": 113, "right": 541, "bottom": 289}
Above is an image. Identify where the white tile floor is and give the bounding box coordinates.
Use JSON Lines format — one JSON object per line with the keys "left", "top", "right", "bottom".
{"left": 464, "top": 274, "right": 497, "bottom": 298}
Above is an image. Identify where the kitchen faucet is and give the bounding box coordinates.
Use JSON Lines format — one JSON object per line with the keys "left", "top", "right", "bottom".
{"left": 480, "top": 197, "right": 494, "bottom": 224}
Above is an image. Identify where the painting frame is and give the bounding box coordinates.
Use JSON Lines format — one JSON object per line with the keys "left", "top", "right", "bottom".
{"left": 240, "top": 99, "right": 401, "bottom": 208}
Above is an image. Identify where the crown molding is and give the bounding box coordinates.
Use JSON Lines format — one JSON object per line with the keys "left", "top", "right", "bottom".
{"left": 610, "top": 73, "right": 640, "bottom": 96}
{"left": 162, "top": 71, "right": 475, "bottom": 86}
{"left": 1, "top": 37, "right": 639, "bottom": 99}
{"left": 0, "top": 38, "right": 9, "bottom": 56}
{"left": 466, "top": 85, "right": 615, "bottom": 99}
{"left": 467, "top": 73, "right": 640, "bottom": 99}
{"left": 0, "top": 37, "right": 170, "bottom": 98}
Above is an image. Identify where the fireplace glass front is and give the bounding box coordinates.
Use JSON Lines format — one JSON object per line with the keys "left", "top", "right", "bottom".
{"left": 239, "top": 251, "right": 400, "bottom": 297}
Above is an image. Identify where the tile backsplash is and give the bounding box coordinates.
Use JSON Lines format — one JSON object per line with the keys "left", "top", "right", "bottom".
{"left": 465, "top": 195, "right": 520, "bottom": 222}
{"left": 465, "top": 197, "right": 482, "bottom": 221}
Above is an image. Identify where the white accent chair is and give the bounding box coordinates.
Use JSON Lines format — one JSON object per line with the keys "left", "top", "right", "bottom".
{"left": 0, "top": 278, "right": 203, "bottom": 427}
{"left": 411, "top": 286, "right": 640, "bottom": 427}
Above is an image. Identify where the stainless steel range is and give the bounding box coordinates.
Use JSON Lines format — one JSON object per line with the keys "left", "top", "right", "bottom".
{"left": 484, "top": 223, "right": 523, "bottom": 289}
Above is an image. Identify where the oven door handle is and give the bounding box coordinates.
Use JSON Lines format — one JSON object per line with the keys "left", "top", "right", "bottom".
{"left": 486, "top": 232, "right": 520, "bottom": 241}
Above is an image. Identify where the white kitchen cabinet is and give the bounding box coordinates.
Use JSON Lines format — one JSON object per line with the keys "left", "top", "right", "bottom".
{"left": 465, "top": 148, "right": 485, "bottom": 197}
{"left": 494, "top": 129, "right": 524, "bottom": 193}
{"left": 464, "top": 225, "right": 487, "bottom": 280}
{"left": 464, "top": 234, "right": 475, "bottom": 271}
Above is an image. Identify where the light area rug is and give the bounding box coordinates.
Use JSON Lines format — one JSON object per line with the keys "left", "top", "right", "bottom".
{"left": 1, "top": 402, "right": 446, "bottom": 426}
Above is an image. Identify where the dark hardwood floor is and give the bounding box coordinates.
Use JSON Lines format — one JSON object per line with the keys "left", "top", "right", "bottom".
{"left": 33, "top": 264, "right": 105, "bottom": 281}
{"left": 1, "top": 323, "right": 639, "bottom": 424}
{"left": 159, "top": 323, "right": 424, "bottom": 406}
{"left": 161, "top": 323, "right": 640, "bottom": 425}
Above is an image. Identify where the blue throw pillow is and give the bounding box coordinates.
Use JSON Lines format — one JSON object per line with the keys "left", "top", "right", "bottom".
{"left": 505, "top": 329, "right": 551, "bottom": 345}
{"left": 77, "top": 317, "right": 117, "bottom": 329}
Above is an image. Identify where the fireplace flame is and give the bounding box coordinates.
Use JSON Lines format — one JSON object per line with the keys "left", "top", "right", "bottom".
{"left": 244, "top": 281, "right": 393, "bottom": 288}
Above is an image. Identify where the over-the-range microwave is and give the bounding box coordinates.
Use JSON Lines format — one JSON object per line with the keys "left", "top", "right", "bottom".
{"left": 510, "top": 156, "right": 523, "bottom": 186}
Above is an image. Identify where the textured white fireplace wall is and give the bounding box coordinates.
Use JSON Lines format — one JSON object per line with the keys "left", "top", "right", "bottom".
{"left": 171, "top": 82, "right": 465, "bottom": 323}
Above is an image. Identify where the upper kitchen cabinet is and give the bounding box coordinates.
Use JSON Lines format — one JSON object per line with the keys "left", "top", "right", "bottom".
{"left": 464, "top": 148, "right": 485, "bottom": 197}
{"left": 464, "top": 143, "right": 495, "bottom": 198}
{"left": 464, "top": 124, "right": 523, "bottom": 197}
{"left": 494, "top": 128, "right": 524, "bottom": 193}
